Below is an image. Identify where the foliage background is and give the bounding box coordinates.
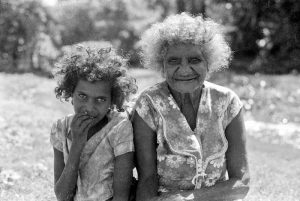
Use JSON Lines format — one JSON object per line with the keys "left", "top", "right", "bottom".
{"left": 0, "top": 0, "right": 299, "bottom": 74}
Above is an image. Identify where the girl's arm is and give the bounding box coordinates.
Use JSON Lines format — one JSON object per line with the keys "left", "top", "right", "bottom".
{"left": 158, "top": 110, "right": 250, "bottom": 201}
{"left": 54, "top": 113, "right": 98, "bottom": 201}
{"left": 132, "top": 113, "right": 159, "bottom": 201}
{"left": 53, "top": 143, "right": 84, "bottom": 201}
{"left": 112, "top": 152, "right": 134, "bottom": 201}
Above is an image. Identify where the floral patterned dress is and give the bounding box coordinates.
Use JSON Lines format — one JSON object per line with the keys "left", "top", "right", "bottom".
{"left": 50, "top": 111, "right": 134, "bottom": 201}
{"left": 134, "top": 81, "right": 243, "bottom": 191}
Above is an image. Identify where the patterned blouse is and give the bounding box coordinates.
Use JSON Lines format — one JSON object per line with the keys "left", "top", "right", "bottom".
{"left": 50, "top": 111, "right": 134, "bottom": 201}
{"left": 134, "top": 81, "right": 243, "bottom": 191}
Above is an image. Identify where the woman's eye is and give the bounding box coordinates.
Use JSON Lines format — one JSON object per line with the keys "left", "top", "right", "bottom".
{"left": 167, "top": 58, "right": 181, "bottom": 65}
{"left": 189, "top": 57, "right": 202, "bottom": 64}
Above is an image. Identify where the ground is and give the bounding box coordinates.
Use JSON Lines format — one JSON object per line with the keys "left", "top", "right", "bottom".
{"left": 0, "top": 69, "right": 299, "bottom": 201}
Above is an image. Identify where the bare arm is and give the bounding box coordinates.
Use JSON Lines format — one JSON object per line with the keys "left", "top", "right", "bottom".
{"left": 54, "top": 113, "right": 100, "bottom": 201}
{"left": 53, "top": 143, "right": 84, "bottom": 201}
{"left": 132, "top": 112, "right": 158, "bottom": 201}
{"left": 158, "top": 110, "right": 250, "bottom": 201}
{"left": 112, "top": 152, "right": 134, "bottom": 201}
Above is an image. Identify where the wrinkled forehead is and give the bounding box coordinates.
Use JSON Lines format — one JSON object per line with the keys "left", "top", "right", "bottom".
{"left": 163, "top": 43, "right": 204, "bottom": 58}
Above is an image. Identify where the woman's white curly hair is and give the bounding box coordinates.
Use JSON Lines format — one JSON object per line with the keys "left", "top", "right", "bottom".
{"left": 139, "top": 12, "right": 232, "bottom": 73}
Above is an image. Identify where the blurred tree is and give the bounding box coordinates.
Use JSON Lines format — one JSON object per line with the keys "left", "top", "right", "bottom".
{"left": 0, "top": 0, "right": 60, "bottom": 72}
{"left": 249, "top": 0, "right": 300, "bottom": 73}
{"left": 209, "top": 0, "right": 300, "bottom": 74}
{"left": 54, "top": 0, "right": 162, "bottom": 66}
{"left": 176, "top": 0, "right": 206, "bottom": 15}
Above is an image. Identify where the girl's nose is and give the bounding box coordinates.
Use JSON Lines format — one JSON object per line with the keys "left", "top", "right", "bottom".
{"left": 82, "top": 101, "right": 97, "bottom": 116}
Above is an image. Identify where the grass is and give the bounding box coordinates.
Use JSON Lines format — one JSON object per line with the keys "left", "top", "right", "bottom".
{"left": 0, "top": 69, "right": 300, "bottom": 201}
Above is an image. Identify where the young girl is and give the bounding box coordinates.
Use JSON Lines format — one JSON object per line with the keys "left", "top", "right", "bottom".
{"left": 50, "top": 45, "right": 137, "bottom": 201}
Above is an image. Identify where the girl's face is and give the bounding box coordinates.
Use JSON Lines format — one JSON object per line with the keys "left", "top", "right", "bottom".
{"left": 163, "top": 43, "right": 208, "bottom": 93}
{"left": 72, "top": 80, "right": 112, "bottom": 120}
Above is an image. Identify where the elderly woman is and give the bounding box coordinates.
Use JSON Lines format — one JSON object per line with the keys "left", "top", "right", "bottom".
{"left": 132, "top": 13, "right": 250, "bottom": 201}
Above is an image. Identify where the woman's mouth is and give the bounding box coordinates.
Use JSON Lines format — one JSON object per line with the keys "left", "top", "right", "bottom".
{"left": 174, "top": 76, "right": 199, "bottom": 81}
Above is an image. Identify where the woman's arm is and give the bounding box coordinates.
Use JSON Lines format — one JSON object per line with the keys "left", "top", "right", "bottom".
{"left": 159, "top": 110, "right": 250, "bottom": 201}
{"left": 132, "top": 113, "right": 159, "bottom": 201}
{"left": 112, "top": 152, "right": 134, "bottom": 201}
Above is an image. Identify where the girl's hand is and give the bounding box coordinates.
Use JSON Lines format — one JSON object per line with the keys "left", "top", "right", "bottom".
{"left": 70, "top": 112, "right": 99, "bottom": 145}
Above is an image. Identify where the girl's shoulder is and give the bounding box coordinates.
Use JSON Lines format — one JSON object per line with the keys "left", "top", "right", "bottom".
{"left": 108, "top": 110, "right": 131, "bottom": 127}
{"left": 51, "top": 114, "right": 74, "bottom": 138}
{"left": 50, "top": 114, "right": 74, "bottom": 151}
{"left": 55, "top": 114, "right": 74, "bottom": 129}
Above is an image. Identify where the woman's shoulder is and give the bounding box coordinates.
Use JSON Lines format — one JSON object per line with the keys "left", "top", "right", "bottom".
{"left": 139, "top": 81, "right": 167, "bottom": 96}
{"left": 204, "top": 81, "right": 239, "bottom": 98}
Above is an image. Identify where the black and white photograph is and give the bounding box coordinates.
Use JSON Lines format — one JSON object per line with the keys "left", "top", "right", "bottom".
{"left": 0, "top": 0, "right": 299, "bottom": 200}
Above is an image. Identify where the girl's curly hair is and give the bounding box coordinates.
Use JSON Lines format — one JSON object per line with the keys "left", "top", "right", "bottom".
{"left": 53, "top": 44, "right": 137, "bottom": 111}
{"left": 139, "top": 12, "right": 232, "bottom": 73}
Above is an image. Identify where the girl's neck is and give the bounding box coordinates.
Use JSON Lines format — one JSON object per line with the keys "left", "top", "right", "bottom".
{"left": 87, "top": 116, "right": 108, "bottom": 140}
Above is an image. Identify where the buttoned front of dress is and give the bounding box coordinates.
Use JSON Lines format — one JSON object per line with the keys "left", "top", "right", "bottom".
{"left": 135, "top": 81, "right": 243, "bottom": 191}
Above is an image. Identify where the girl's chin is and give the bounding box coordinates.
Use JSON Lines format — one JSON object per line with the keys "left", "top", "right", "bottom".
{"left": 76, "top": 112, "right": 98, "bottom": 118}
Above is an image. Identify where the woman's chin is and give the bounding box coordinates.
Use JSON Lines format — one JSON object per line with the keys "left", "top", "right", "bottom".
{"left": 168, "top": 80, "right": 202, "bottom": 93}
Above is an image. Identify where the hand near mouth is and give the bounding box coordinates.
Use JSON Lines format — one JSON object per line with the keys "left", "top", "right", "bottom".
{"left": 70, "top": 112, "right": 101, "bottom": 144}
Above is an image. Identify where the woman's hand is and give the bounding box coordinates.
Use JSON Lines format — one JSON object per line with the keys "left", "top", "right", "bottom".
{"left": 70, "top": 112, "right": 100, "bottom": 145}
{"left": 151, "top": 192, "right": 194, "bottom": 201}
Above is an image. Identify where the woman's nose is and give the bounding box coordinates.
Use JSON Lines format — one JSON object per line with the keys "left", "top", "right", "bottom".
{"left": 178, "top": 59, "right": 192, "bottom": 74}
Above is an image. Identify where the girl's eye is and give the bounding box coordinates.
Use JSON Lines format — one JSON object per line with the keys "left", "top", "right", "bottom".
{"left": 96, "top": 98, "right": 106, "bottom": 103}
{"left": 78, "top": 94, "right": 87, "bottom": 100}
{"left": 167, "top": 58, "right": 181, "bottom": 65}
{"left": 189, "top": 57, "right": 202, "bottom": 64}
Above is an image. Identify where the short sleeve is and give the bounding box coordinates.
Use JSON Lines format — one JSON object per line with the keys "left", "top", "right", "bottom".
{"left": 110, "top": 119, "right": 134, "bottom": 157}
{"left": 224, "top": 91, "right": 243, "bottom": 127}
{"left": 134, "top": 94, "right": 157, "bottom": 131}
{"left": 50, "top": 119, "right": 64, "bottom": 152}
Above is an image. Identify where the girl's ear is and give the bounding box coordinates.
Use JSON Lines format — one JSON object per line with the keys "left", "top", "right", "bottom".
{"left": 71, "top": 98, "right": 73, "bottom": 105}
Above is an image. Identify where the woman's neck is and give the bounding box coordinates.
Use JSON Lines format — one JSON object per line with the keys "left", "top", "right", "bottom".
{"left": 168, "top": 86, "right": 203, "bottom": 111}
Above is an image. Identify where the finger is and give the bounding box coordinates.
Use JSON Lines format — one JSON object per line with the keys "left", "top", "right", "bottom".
{"left": 82, "top": 116, "right": 102, "bottom": 134}
{"left": 72, "top": 112, "right": 89, "bottom": 124}
{"left": 77, "top": 115, "right": 94, "bottom": 127}
{"left": 71, "top": 115, "right": 90, "bottom": 130}
{"left": 79, "top": 117, "right": 95, "bottom": 133}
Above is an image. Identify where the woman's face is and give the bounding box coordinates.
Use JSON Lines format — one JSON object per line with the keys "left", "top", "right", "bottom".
{"left": 163, "top": 43, "right": 208, "bottom": 93}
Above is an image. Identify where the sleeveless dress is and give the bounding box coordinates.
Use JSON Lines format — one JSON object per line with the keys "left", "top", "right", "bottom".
{"left": 50, "top": 111, "right": 134, "bottom": 201}
{"left": 134, "top": 81, "right": 243, "bottom": 191}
